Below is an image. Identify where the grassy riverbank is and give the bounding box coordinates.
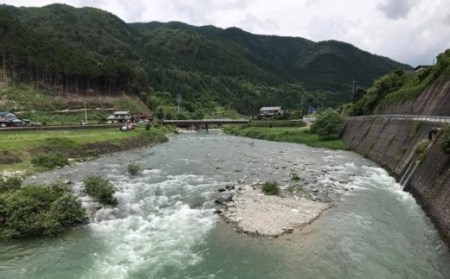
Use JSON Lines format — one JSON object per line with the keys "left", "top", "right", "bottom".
{"left": 224, "top": 126, "right": 347, "bottom": 150}
{"left": 0, "top": 126, "right": 173, "bottom": 175}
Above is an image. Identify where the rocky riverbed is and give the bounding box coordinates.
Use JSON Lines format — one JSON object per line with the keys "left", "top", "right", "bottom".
{"left": 217, "top": 184, "right": 329, "bottom": 237}
{"left": 214, "top": 160, "right": 357, "bottom": 237}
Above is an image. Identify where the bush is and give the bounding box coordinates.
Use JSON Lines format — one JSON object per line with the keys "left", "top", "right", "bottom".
{"left": 0, "top": 176, "right": 23, "bottom": 192}
{"left": 262, "top": 181, "right": 280, "bottom": 195}
{"left": 0, "top": 151, "right": 22, "bottom": 164}
{"left": 127, "top": 163, "right": 140, "bottom": 175}
{"left": 31, "top": 152, "right": 69, "bottom": 169}
{"left": 414, "top": 139, "right": 430, "bottom": 161}
{"left": 83, "top": 175, "right": 118, "bottom": 206}
{"left": 440, "top": 127, "right": 450, "bottom": 154}
{"left": 310, "top": 109, "right": 344, "bottom": 139}
{"left": 0, "top": 183, "right": 87, "bottom": 239}
{"left": 290, "top": 173, "right": 301, "bottom": 181}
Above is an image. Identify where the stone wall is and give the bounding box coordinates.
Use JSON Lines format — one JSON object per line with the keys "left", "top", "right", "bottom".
{"left": 342, "top": 118, "right": 450, "bottom": 243}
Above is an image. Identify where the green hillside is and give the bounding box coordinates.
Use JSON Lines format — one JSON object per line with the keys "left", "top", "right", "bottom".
{"left": 345, "top": 49, "right": 450, "bottom": 116}
{"left": 0, "top": 3, "right": 410, "bottom": 115}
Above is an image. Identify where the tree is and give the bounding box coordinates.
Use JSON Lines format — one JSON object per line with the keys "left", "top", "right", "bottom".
{"left": 310, "top": 109, "right": 344, "bottom": 139}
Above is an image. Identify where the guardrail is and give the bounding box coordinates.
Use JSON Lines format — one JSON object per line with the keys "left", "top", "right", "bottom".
{"left": 349, "top": 114, "right": 450, "bottom": 123}
{"left": 0, "top": 124, "right": 121, "bottom": 132}
{"left": 162, "top": 119, "right": 250, "bottom": 125}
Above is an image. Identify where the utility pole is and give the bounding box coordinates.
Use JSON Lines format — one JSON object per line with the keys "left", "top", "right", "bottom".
{"left": 176, "top": 94, "right": 182, "bottom": 113}
{"left": 84, "top": 100, "right": 88, "bottom": 125}
{"left": 351, "top": 80, "right": 356, "bottom": 101}
{"left": 300, "top": 95, "right": 304, "bottom": 117}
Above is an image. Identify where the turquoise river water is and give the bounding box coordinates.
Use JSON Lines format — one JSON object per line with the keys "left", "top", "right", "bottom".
{"left": 1, "top": 131, "right": 449, "bottom": 278}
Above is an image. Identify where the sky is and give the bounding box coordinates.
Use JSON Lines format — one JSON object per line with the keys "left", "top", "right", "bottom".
{"left": 2, "top": 0, "right": 450, "bottom": 66}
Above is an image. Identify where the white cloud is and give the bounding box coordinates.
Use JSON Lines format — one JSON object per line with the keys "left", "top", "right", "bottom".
{"left": 1, "top": 0, "right": 450, "bottom": 65}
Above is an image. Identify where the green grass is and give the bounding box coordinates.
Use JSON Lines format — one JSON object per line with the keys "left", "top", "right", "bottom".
{"left": 0, "top": 127, "right": 172, "bottom": 174}
{"left": 224, "top": 126, "right": 347, "bottom": 150}
{"left": 1, "top": 83, "right": 149, "bottom": 125}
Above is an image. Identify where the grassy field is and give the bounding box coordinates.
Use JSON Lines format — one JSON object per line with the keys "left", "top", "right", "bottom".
{"left": 0, "top": 126, "right": 172, "bottom": 174}
{"left": 0, "top": 83, "right": 150, "bottom": 125}
{"left": 224, "top": 126, "right": 347, "bottom": 150}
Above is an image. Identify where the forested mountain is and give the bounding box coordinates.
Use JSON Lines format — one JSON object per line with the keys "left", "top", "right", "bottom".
{"left": 0, "top": 3, "right": 410, "bottom": 115}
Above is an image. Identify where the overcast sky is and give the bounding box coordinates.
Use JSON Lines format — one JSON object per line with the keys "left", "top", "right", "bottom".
{"left": 2, "top": 0, "right": 450, "bottom": 66}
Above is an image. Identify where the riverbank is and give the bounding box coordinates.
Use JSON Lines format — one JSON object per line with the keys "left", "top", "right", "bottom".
{"left": 224, "top": 126, "right": 347, "bottom": 150}
{"left": 0, "top": 126, "right": 173, "bottom": 175}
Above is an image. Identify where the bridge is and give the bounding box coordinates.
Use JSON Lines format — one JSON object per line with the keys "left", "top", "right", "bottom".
{"left": 161, "top": 119, "right": 250, "bottom": 129}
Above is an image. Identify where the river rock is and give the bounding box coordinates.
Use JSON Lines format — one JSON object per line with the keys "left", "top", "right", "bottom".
{"left": 215, "top": 197, "right": 228, "bottom": 205}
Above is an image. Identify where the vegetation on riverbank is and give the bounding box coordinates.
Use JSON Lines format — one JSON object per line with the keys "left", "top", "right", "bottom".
{"left": 310, "top": 109, "right": 344, "bottom": 139}
{"left": 0, "top": 179, "right": 88, "bottom": 239}
{"left": 344, "top": 49, "right": 450, "bottom": 116}
{"left": 225, "top": 113, "right": 346, "bottom": 150}
{"left": 0, "top": 126, "right": 173, "bottom": 175}
{"left": 224, "top": 126, "right": 346, "bottom": 150}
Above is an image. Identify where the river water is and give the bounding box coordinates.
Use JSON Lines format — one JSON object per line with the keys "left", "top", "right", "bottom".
{"left": 1, "top": 131, "right": 449, "bottom": 278}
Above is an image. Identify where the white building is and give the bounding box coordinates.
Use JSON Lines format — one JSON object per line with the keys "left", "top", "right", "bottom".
{"left": 259, "top": 106, "right": 283, "bottom": 117}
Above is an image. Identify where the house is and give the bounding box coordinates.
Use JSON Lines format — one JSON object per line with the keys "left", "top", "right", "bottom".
{"left": 259, "top": 107, "right": 283, "bottom": 117}
{"left": 413, "top": 65, "right": 431, "bottom": 72}
{"left": 106, "top": 111, "right": 134, "bottom": 124}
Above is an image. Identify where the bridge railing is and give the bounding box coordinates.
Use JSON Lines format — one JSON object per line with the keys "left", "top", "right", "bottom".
{"left": 349, "top": 114, "right": 450, "bottom": 123}
{"left": 162, "top": 119, "right": 250, "bottom": 124}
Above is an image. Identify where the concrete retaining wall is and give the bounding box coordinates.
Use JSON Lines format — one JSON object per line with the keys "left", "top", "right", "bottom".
{"left": 342, "top": 118, "right": 450, "bottom": 243}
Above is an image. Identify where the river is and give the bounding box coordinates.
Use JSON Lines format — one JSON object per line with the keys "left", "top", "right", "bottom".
{"left": 1, "top": 131, "right": 449, "bottom": 278}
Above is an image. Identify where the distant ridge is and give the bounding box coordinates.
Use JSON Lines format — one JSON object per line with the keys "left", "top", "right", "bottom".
{"left": 0, "top": 3, "right": 411, "bottom": 113}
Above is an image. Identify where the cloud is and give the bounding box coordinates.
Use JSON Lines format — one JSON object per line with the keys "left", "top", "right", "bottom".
{"left": 377, "top": 0, "right": 414, "bottom": 20}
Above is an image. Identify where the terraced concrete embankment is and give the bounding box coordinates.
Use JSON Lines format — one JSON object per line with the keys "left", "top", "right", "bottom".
{"left": 342, "top": 116, "right": 450, "bottom": 243}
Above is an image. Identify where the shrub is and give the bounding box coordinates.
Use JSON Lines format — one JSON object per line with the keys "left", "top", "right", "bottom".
{"left": 145, "top": 123, "right": 151, "bottom": 131}
{"left": 310, "top": 109, "right": 344, "bottom": 139}
{"left": 0, "top": 176, "right": 23, "bottom": 192}
{"left": 127, "top": 163, "right": 140, "bottom": 175}
{"left": 290, "top": 173, "right": 301, "bottom": 181}
{"left": 31, "top": 152, "right": 69, "bottom": 169}
{"left": 83, "top": 175, "right": 118, "bottom": 206}
{"left": 0, "top": 183, "right": 87, "bottom": 239}
{"left": 414, "top": 139, "right": 430, "bottom": 161}
{"left": 440, "top": 127, "right": 450, "bottom": 154}
{"left": 0, "top": 151, "right": 22, "bottom": 164}
{"left": 262, "top": 181, "right": 280, "bottom": 195}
